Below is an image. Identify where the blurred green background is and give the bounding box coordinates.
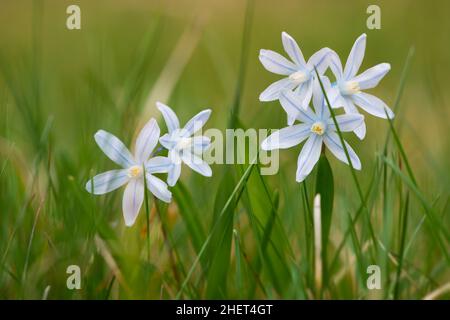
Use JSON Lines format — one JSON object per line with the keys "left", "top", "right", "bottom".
{"left": 0, "top": 0, "right": 449, "bottom": 299}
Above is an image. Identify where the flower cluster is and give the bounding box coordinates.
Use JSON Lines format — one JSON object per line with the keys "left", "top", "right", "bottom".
{"left": 260, "top": 32, "right": 393, "bottom": 182}
{"left": 86, "top": 103, "right": 212, "bottom": 226}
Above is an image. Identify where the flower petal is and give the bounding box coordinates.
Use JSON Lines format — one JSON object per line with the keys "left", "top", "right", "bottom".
{"left": 296, "top": 134, "right": 322, "bottom": 182}
{"left": 166, "top": 150, "right": 182, "bottom": 187}
{"left": 281, "top": 31, "right": 306, "bottom": 67}
{"left": 167, "top": 162, "right": 181, "bottom": 187}
{"left": 122, "top": 178, "right": 144, "bottom": 227}
{"left": 326, "top": 85, "right": 345, "bottom": 109}
{"left": 307, "top": 48, "right": 331, "bottom": 75}
{"left": 344, "top": 33, "right": 366, "bottom": 79}
{"left": 157, "top": 101, "right": 180, "bottom": 133}
{"left": 352, "top": 92, "right": 395, "bottom": 119}
{"left": 182, "top": 109, "right": 211, "bottom": 137}
{"left": 312, "top": 81, "right": 324, "bottom": 117}
{"left": 352, "top": 63, "right": 390, "bottom": 90}
{"left": 85, "top": 169, "right": 129, "bottom": 195}
{"left": 169, "top": 149, "right": 182, "bottom": 165}
{"left": 159, "top": 133, "right": 178, "bottom": 149}
{"left": 354, "top": 122, "right": 366, "bottom": 139}
{"left": 146, "top": 173, "right": 172, "bottom": 203}
{"left": 259, "top": 78, "right": 296, "bottom": 102}
{"left": 192, "top": 136, "right": 211, "bottom": 154}
{"left": 295, "top": 78, "right": 313, "bottom": 111}
{"left": 328, "top": 50, "right": 343, "bottom": 81}
{"left": 342, "top": 98, "right": 366, "bottom": 139}
{"left": 94, "top": 130, "right": 135, "bottom": 168}
{"left": 259, "top": 49, "right": 298, "bottom": 75}
{"left": 261, "top": 123, "right": 310, "bottom": 150}
{"left": 327, "top": 114, "right": 365, "bottom": 132}
{"left": 145, "top": 156, "right": 172, "bottom": 174}
{"left": 279, "top": 89, "right": 316, "bottom": 125}
{"left": 180, "top": 152, "right": 212, "bottom": 177}
{"left": 312, "top": 76, "right": 332, "bottom": 119}
{"left": 135, "top": 118, "right": 160, "bottom": 163}
{"left": 324, "top": 132, "right": 361, "bottom": 170}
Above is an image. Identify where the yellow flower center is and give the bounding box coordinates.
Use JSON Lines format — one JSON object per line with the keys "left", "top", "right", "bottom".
{"left": 128, "top": 165, "right": 143, "bottom": 178}
{"left": 289, "top": 70, "right": 309, "bottom": 85}
{"left": 339, "top": 81, "right": 360, "bottom": 95}
{"left": 311, "top": 122, "right": 326, "bottom": 136}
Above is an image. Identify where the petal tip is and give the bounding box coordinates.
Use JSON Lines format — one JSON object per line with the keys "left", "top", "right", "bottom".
{"left": 259, "top": 93, "right": 268, "bottom": 102}
{"left": 156, "top": 101, "right": 169, "bottom": 112}
{"left": 281, "top": 31, "right": 290, "bottom": 39}
{"left": 296, "top": 174, "right": 306, "bottom": 183}
{"left": 167, "top": 178, "right": 176, "bottom": 187}
{"left": 355, "top": 131, "right": 366, "bottom": 140}
{"left": 94, "top": 129, "right": 104, "bottom": 138}
{"left": 124, "top": 220, "right": 134, "bottom": 227}
{"left": 204, "top": 171, "right": 213, "bottom": 178}
{"left": 162, "top": 197, "right": 172, "bottom": 204}
{"left": 85, "top": 181, "right": 93, "bottom": 193}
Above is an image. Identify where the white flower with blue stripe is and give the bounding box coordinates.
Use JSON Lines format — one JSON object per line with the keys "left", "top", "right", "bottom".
{"left": 259, "top": 31, "right": 331, "bottom": 125}
{"left": 157, "top": 102, "right": 212, "bottom": 187}
{"left": 261, "top": 78, "right": 363, "bottom": 183}
{"left": 86, "top": 118, "right": 172, "bottom": 227}
{"left": 326, "top": 33, "right": 394, "bottom": 139}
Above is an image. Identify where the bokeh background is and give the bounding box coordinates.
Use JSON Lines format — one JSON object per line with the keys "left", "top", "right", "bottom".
{"left": 0, "top": 0, "right": 449, "bottom": 299}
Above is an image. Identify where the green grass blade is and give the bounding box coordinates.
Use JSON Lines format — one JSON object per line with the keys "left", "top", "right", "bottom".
{"left": 172, "top": 182, "right": 206, "bottom": 256}
{"left": 382, "top": 156, "right": 450, "bottom": 262}
{"left": 383, "top": 47, "right": 415, "bottom": 154}
{"left": 315, "top": 68, "right": 378, "bottom": 256}
{"left": 175, "top": 157, "right": 258, "bottom": 299}
{"left": 393, "top": 192, "right": 410, "bottom": 299}
{"left": 233, "top": 229, "right": 243, "bottom": 298}
{"left": 228, "top": 0, "right": 254, "bottom": 129}
{"left": 205, "top": 170, "right": 236, "bottom": 298}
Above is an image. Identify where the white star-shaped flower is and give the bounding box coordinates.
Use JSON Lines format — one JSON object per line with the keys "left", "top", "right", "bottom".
{"left": 259, "top": 31, "right": 331, "bottom": 125}
{"left": 157, "top": 102, "right": 212, "bottom": 186}
{"left": 86, "top": 118, "right": 172, "bottom": 227}
{"left": 326, "top": 33, "right": 394, "bottom": 139}
{"left": 261, "top": 78, "right": 363, "bottom": 183}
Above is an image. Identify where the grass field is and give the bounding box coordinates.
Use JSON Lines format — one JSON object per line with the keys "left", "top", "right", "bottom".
{"left": 0, "top": 0, "right": 449, "bottom": 299}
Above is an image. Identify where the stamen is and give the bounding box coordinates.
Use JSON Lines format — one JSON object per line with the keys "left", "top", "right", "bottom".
{"left": 128, "top": 165, "right": 143, "bottom": 178}
{"left": 311, "top": 121, "right": 326, "bottom": 136}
